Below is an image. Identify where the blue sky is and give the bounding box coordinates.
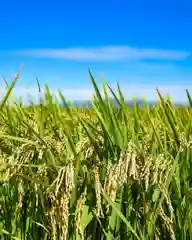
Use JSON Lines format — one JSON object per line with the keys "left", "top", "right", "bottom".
{"left": 0, "top": 0, "right": 192, "bottom": 103}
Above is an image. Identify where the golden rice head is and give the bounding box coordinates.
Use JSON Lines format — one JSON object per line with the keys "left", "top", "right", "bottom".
{"left": 93, "top": 166, "right": 104, "bottom": 218}
{"left": 180, "top": 131, "right": 192, "bottom": 152}
{"left": 119, "top": 142, "right": 139, "bottom": 184}
{"left": 159, "top": 206, "right": 175, "bottom": 240}
{"left": 60, "top": 193, "right": 69, "bottom": 240}
{"left": 150, "top": 153, "right": 173, "bottom": 187}
{"left": 103, "top": 162, "right": 119, "bottom": 203}
{"left": 4, "top": 140, "right": 47, "bottom": 180}
{"left": 43, "top": 135, "right": 66, "bottom": 155}
{"left": 74, "top": 187, "right": 87, "bottom": 240}
{"left": 65, "top": 162, "right": 75, "bottom": 197}
{"left": 76, "top": 134, "right": 104, "bottom": 159}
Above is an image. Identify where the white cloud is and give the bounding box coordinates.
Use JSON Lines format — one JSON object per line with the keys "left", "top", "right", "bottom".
{"left": 0, "top": 86, "right": 94, "bottom": 103}
{"left": 10, "top": 46, "right": 190, "bottom": 61}
{"left": 0, "top": 83, "right": 191, "bottom": 104}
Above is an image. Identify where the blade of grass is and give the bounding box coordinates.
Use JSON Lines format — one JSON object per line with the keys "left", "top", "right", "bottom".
{"left": 0, "top": 65, "right": 24, "bottom": 111}
{"left": 102, "top": 190, "right": 142, "bottom": 240}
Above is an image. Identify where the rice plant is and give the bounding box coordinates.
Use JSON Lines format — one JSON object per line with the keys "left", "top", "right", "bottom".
{"left": 0, "top": 68, "right": 192, "bottom": 239}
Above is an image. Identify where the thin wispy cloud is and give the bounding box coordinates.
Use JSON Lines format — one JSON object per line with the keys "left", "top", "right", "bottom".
{"left": 0, "top": 86, "right": 94, "bottom": 103}
{"left": 10, "top": 46, "right": 190, "bottom": 61}
{"left": 0, "top": 83, "right": 191, "bottom": 104}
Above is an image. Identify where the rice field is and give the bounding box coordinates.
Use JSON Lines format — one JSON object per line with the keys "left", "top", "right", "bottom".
{"left": 1, "top": 68, "right": 192, "bottom": 239}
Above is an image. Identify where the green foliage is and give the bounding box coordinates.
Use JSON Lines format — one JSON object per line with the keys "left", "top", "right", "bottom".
{"left": 1, "top": 67, "right": 192, "bottom": 239}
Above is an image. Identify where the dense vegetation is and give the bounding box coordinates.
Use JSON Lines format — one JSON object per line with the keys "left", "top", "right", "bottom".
{"left": 1, "top": 68, "right": 192, "bottom": 239}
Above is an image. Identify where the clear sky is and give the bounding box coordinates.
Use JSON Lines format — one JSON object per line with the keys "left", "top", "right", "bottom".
{"left": 0, "top": 0, "right": 192, "bottom": 103}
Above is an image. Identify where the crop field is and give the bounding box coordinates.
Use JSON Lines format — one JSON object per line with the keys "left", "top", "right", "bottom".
{"left": 1, "top": 68, "right": 192, "bottom": 239}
